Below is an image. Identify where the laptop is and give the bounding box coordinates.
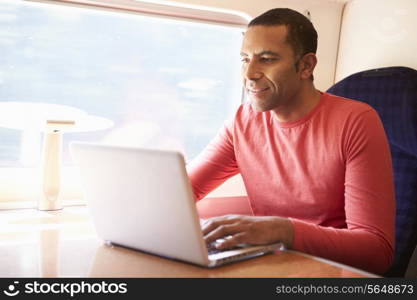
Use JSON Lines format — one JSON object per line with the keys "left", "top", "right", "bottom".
{"left": 70, "top": 142, "right": 282, "bottom": 267}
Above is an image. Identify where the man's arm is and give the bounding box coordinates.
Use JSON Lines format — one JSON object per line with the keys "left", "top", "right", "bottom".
{"left": 187, "top": 120, "right": 240, "bottom": 201}
{"left": 289, "top": 109, "right": 395, "bottom": 274}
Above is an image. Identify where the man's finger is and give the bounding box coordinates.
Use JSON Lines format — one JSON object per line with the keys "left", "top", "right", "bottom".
{"left": 204, "top": 223, "right": 245, "bottom": 244}
{"left": 201, "top": 215, "right": 242, "bottom": 235}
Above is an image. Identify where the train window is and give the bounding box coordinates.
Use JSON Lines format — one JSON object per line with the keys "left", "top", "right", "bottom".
{"left": 0, "top": 0, "right": 247, "bottom": 206}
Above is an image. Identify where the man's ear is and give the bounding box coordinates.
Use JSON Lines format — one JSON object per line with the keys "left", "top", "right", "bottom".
{"left": 298, "top": 53, "right": 317, "bottom": 80}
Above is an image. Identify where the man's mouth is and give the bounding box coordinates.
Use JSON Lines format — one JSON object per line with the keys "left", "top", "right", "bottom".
{"left": 247, "top": 87, "right": 270, "bottom": 94}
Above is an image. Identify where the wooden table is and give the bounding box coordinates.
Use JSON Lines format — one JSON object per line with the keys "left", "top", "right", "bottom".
{"left": 0, "top": 207, "right": 377, "bottom": 278}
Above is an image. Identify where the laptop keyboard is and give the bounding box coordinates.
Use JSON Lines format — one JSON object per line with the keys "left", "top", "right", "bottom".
{"left": 208, "top": 247, "right": 223, "bottom": 255}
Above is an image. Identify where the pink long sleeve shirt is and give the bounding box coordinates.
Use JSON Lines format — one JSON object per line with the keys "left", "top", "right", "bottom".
{"left": 188, "top": 92, "right": 395, "bottom": 274}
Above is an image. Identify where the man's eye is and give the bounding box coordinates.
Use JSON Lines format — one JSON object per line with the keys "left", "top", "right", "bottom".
{"left": 260, "top": 57, "right": 276, "bottom": 62}
{"left": 241, "top": 57, "right": 249, "bottom": 63}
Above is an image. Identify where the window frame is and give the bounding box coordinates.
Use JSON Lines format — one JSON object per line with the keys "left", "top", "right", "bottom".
{"left": 26, "top": 0, "right": 251, "bottom": 26}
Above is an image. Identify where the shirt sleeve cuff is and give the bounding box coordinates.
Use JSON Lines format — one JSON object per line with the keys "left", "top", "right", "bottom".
{"left": 288, "top": 217, "right": 314, "bottom": 252}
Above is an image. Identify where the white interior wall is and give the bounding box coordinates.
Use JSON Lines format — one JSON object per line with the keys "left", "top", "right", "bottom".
{"left": 335, "top": 0, "right": 417, "bottom": 81}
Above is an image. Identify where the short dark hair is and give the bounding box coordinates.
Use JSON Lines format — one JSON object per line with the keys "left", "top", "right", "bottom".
{"left": 248, "top": 8, "right": 318, "bottom": 59}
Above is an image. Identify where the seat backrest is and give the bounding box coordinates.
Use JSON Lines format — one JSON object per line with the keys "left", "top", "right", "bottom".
{"left": 327, "top": 66, "right": 417, "bottom": 277}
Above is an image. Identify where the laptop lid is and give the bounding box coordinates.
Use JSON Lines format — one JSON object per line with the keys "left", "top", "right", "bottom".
{"left": 70, "top": 142, "right": 211, "bottom": 266}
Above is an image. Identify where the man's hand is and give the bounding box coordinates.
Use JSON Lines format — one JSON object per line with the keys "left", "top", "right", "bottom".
{"left": 201, "top": 215, "right": 294, "bottom": 250}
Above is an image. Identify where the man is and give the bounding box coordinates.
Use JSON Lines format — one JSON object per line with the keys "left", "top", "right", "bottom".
{"left": 187, "top": 8, "right": 395, "bottom": 274}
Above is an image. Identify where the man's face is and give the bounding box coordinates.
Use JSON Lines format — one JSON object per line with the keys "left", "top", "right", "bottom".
{"left": 240, "top": 25, "right": 302, "bottom": 113}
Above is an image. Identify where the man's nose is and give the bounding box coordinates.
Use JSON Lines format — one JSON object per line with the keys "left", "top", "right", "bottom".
{"left": 243, "top": 61, "right": 263, "bottom": 81}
